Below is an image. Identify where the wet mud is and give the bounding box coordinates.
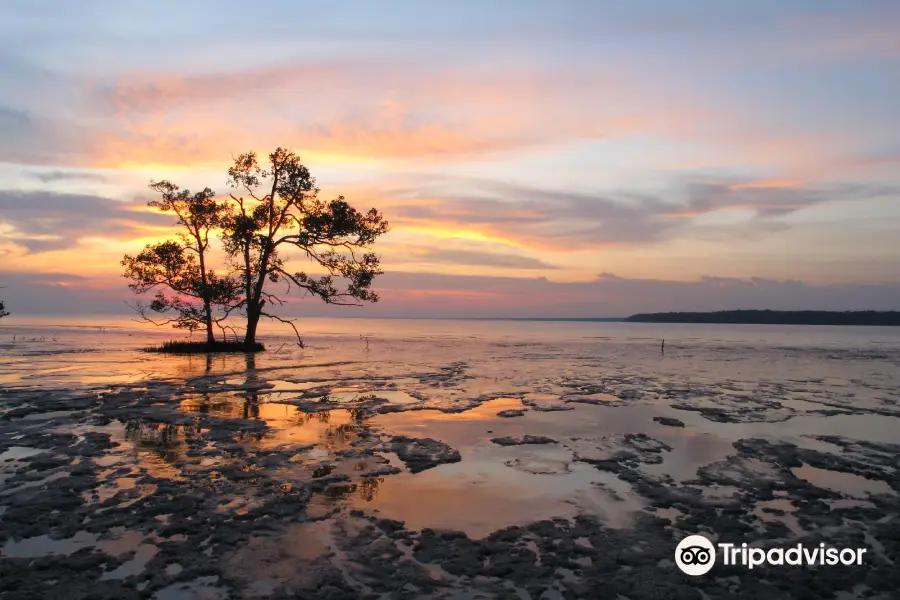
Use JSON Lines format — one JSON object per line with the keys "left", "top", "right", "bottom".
{"left": 0, "top": 330, "right": 898, "bottom": 599}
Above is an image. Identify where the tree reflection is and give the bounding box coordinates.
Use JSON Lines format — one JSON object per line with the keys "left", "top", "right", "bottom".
{"left": 123, "top": 419, "right": 200, "bottom": 464}
{"left": 241, "top": 352, "right": 261, "bottom": 419}
{"left": 358, "top": 476, "right": 383, "bottom": 502}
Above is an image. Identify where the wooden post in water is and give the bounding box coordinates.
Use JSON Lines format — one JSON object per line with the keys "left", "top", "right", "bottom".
{"left": 661, "top": 338, "right": 665, "bottom": 354}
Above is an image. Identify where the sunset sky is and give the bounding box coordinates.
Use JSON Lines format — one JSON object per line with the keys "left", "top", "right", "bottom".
{"left": 1, "top": 1, "right": 899, "bottom": 318}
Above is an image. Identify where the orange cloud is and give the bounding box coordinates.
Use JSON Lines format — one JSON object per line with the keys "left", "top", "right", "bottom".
{"left": 729, "top": 179, "right": 804, "bottom": 190}
{"left": 83, "top": 110, "right": 660, "bottom": 172}
{"left": 105, "top": 61, "right": 363, "bottom": 114}
{"left": 80, "top": 61, "right": 708, "bottom": 170}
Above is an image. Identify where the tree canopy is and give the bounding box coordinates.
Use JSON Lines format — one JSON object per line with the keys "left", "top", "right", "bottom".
{"left": 122, "top": 148, "right": 389, "bottom": 348}
{"left": 223, "top": 147, "right": 389, "bottom": 344}
{"left": 122, "top": 182, "right": 239, "bottom": 342}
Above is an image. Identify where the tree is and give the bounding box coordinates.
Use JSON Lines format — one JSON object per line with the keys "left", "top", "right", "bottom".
{"left": 223, "top": 148, "right": 389, "bottom": 345}
{"left": 0, "top": 299, "right": 8, "bottom": 319}
{"left": 122, "top": 182, "right": 240, "bottom": 343}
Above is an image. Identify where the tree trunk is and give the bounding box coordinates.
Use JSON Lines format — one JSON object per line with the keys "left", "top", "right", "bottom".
{"left": 244, "top": 241, "right": 271, "bottom": 346}
{"left": 203, "top": 298, "right": 215, "bottom": 344}
{"left": 242, "top": 242, "right": 254, "bottom": 344}
{"left": 244, "top": 307, "right": 261, "bottom": 345}
{"left": 197, "top": 244, "right": 215, "bottom": 344}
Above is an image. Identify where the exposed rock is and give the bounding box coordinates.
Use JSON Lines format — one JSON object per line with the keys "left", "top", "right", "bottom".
{"left": 491, "top": 435, "right": 558, "bottom": 446}
{"left": 670, "top": 395, "right": 795, "bottom": 423}
{"left": 497, "top": 409, "right": 526, "bottom": 418}
{"left": 572, "top": 433, "right": 672, "bottom": 472}
{"left": 383, "top": 436, "right": 461, "bottom": 473}
{"left": 521, "top": 397, "right": 573, "bottom": 412}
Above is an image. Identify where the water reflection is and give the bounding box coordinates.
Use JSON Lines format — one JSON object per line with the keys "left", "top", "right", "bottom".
{"left": 358, "top": 476, "right": 383, "bottom": 502}
{"left": 124, "top": 421, "right": 200, "bottom": 461}
{"left": 122, "top": 420, "right": 201, "bottom": 477}
{"left": 173, "top": 353, "right": 371, "bottom": 454}
{"left": 307, "top": 476, "right": 385, "bottom": 517}
{"left": 791, "top": 463, "right": 894, "bottom": 497}
{"left": 178, "top": 353, "right": 265, "bottom": 419}
{"left": 323, "top": 476, "right": 384, "bottom": 502}
{"left": 177, "top": 396, "right": 365, "bottom": 453}
{"left": 180, "top": 394, "right": 262, "bottom": 420}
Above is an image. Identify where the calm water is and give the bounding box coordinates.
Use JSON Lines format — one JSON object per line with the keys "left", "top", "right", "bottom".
{"left": 1, "top": 315, "right": 899, "bottom": 389}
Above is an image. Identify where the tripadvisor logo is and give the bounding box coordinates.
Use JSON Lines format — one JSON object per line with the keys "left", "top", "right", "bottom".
{"left": 675, "top": 535, "right": 716, "bottom": 576}
{"left": 675, "top": 534, "right": 867, "bottom": 576}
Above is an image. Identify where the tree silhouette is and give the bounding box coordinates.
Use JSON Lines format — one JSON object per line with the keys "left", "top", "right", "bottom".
{"left": 122, "top": 181, "right": 240, "bottom": 343}
{"left": 223, "top": 148, "right": 389, "bottom": 345}
{"left": 0, "top": 299, "right": 7, "bottom": 319}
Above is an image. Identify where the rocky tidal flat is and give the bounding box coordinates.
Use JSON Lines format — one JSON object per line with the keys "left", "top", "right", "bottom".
{"left": 0, "top": 326, "right": 899, "bottom": 599}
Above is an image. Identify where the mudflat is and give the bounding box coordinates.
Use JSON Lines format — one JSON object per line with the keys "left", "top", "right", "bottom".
{"left": 1, "top": 321, "right": 898, "bottom": 599}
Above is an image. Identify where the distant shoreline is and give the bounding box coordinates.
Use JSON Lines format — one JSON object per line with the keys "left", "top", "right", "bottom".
{"left": 625, "top": 310, "right": 900, "bottom": 326}
{"left": 3, "top": 312, "right": 900, "bottom": 327}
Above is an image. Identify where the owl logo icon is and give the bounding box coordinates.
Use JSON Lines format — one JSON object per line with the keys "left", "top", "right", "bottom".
{"left": 675, "top": 535, "right": 716, "bottom": 576}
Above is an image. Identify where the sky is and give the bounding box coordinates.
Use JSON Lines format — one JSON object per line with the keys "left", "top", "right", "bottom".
{"left": 1, "top": 0, "right": 899, "bottom": 318}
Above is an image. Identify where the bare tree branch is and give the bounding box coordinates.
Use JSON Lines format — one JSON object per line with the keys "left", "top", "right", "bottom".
{"left": 259, "top": 310, "right": 305, "bottom": 348}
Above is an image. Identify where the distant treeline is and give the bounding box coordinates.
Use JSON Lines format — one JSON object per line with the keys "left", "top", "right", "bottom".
{"left": 625, "top": 310, "right": 900, "bottom": 326}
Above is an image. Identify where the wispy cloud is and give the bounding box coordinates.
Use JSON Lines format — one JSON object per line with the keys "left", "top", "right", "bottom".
{"left": 0, "top": 106, "right": 29, "bottom": 129}
{"left": 0, "top": 191, "right": 173, "bottom": 252}
{"left": 28, "top": 170, "right": 108, "bottom": 183}
{"left": 379, "top": 177, "right": 897, "bottom": 251}
{"left": 2, "top": 15, "right": 897, "bottom": 178}
{"left": 82, "top": 60, "right": 670, "bottom": 168}
{"left": 4, "top": 172, "right": 890, "bottom": 260}
{"left": 393, "top": 247, "right": 560, "bottom": 270}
